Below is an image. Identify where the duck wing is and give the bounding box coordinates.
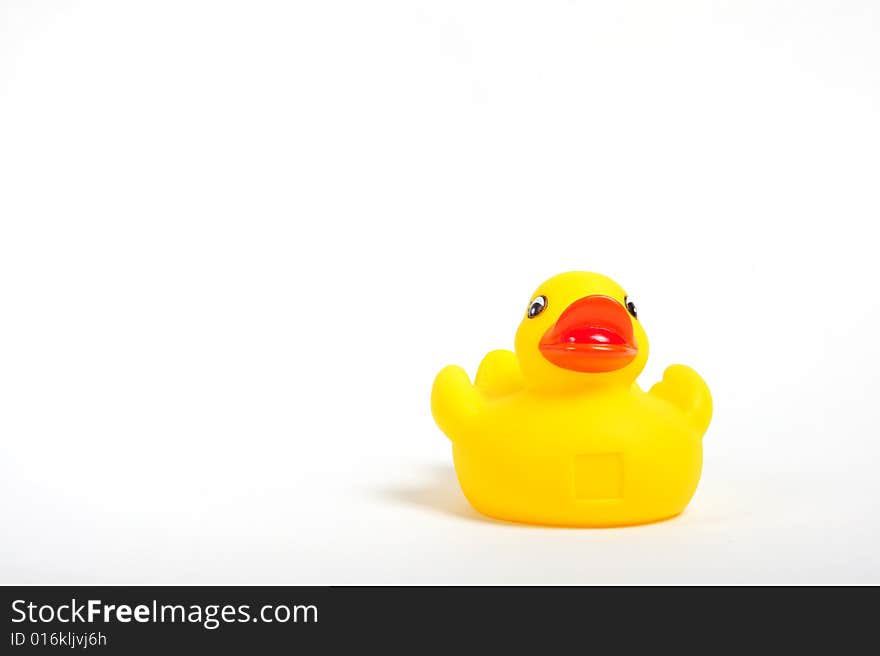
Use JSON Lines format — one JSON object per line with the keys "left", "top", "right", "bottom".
{"left": 648, "top": 364, "right": 713, "bottom": 436}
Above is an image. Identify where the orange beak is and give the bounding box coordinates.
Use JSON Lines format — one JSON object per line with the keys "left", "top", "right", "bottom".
{"left": 538, "top": 295, "right": 638, "bottom": 373}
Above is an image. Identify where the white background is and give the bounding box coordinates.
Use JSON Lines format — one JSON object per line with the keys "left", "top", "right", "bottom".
{"left": 1, "top": 1, "right": 878, "bottom": 584}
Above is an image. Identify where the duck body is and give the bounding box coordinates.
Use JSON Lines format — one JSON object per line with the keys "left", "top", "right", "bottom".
{"left": 446, "top": 378, "right": 704, "bottom": 526}
{"left": 432, "top": 272, "right": 712, "bottom": 527}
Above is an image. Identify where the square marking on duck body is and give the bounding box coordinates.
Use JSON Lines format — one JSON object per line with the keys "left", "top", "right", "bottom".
{"left": 572, "top": 453, "right": 623, "bottom": 500}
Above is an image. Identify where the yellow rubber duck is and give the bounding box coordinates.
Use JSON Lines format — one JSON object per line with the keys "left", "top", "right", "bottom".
{"left": 431, "top": 271, "right": 712, "bottom": 527}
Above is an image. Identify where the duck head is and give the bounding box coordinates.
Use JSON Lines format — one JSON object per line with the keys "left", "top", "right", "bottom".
{"left": 514, "top": 272, "right": 649, "bottom": 392}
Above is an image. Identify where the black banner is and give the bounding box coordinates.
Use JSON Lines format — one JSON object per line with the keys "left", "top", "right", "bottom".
{"left": 0, "top": 586, "right": 874, "bottom": 653}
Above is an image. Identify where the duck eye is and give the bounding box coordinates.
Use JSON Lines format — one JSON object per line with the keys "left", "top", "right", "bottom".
{"left": 527, "top": 295, "right": 547, "bottom": 319}
{"left": 624, "top": 295, "right": 638, "bottom": 319}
